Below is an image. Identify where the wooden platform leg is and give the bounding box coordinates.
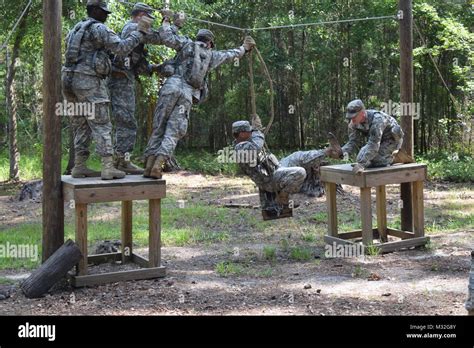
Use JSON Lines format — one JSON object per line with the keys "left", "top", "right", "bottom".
{"left": 149, "top": 199, "right": 161, "bottom": 268}
{"left": 325, "top": 182, "right": 338, "bottom": 237}
{"left": 121, "top": 201, "right": 133, "bottom": 263}
{"left": 360, "top": 187, "right": 373, "bottom": 246}
{"left": 376, "top": 185, "right": 388, "bottom": 242}
{"left": 75, "top": 203, "right": 88, "bottom": 276}
{"left": 412, "top": 181, "right": 425, "bottom": 237}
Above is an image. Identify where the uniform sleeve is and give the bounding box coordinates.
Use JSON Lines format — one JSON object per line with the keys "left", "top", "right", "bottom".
{"left": 209, "top": 47, "right": 245, "bottom": 70}
{"left": 92, "top": 23, "right": 143, "bottom": 56}
{"left": 144, "top": 25, "right": 180, "bottom": 45}
{"left": 357, "top": 119, "right": 384, "bottom": 167}
{"left": 158, "top": 22, "right": 192, "bottom": 51}
{"left": 341, "top": 124, "right": 360, "bottom": 155}
{"left": 234, "top": 130, "right": 265, "bottom": 153}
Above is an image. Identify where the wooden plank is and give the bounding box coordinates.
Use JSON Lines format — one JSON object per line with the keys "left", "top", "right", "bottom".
{"left": 61, "top": 175, "right": 166, "bottom": 189}
{"left": 321, "top": 168, "right": 365, "bottom": 187}
{"left": 376, "top": 185, "right": 388, "bottom": 242}
{"left": 73, "top": 184, "right": 166, "bottom": 203}
{"left": 88, "top": 252, "right": 122, "bottom": 265}
{"left": 378, "top": 237, "right": 429, "bottom": 253}
{"left": 71, "top": 267, "right": 166, "bottom": 287}
{"left": 324, "top": 235, "right": 355, "bottom": 246}
{"left": 412, "top": 180, "right": 425, "bottom": 237}
{"left": 325, "top": 183, "right": 338, "bottom": 237}
{"left": 366, "top": 167, "right": 426, "bottom": 187}
{"left": 360, "top": 187, "right": 373, "bottom": 246}
{"left": 132, "top": 253, "right": 150, "bottom": 268}
{"left": 338, "top": 230, "right": 362, "bottom": 240}
{"left": 321, "top": 163, "right": 427, "bottom": 175}
{"left": 121, "top": 201, "right": 133, "bottom": 263}
{"left": 75, "top": 203, "right": 88, "bottom": 276}
{"left": 387, "top": 228, "right": 415, "bottom": 240}
{"left": 149, "top": 199, "right": 161, "bottom": 268}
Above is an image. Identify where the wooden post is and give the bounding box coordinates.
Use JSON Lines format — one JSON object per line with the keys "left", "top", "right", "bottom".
{"left": 376, "top": 185, "right": 388, "bottom": 242}
{"left": 412, "top": 181, "right": 425, "bottom": 237}
{"left": 149, "top": 199, "right": 161, "bottom": 268}
{"left": 75, "top": 203, "right": 88, "bottom": 276}
{"left": 360, "top": 187, "right": 373, "bottom": 246}
{"left": 399, "top": 0, "right": 414, "bottom": 232}
{"left": 325, "top": 183, "right": 338, "bottom": 237}
{"left": 121, "top": 201, "right": 133, "bottom": 263}
{"left": 42, "top": 0, "right": 64, "bottom": 261}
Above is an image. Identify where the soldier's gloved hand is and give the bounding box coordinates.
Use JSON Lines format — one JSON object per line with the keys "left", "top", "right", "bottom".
{"left": 138, "top": 16, "right": 154, "bottom": 35}
{"left": 243, "top": 36, "right": 256, "bottom": 52}
{"left": 352, "top": 163, "right": 364, "bottom": 175}
{"left": 160, "top": 9, "right": 173, "bottom": 22}
{"left": 173, "top": 11, "right": 186, "bottom": 28}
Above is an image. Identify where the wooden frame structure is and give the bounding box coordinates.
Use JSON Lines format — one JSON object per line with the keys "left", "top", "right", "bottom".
{"left": 320, "top": 163, "right": 429, "bottom": 253}
{"left": 62, "top": 175, "right": 167, "bottom": 287}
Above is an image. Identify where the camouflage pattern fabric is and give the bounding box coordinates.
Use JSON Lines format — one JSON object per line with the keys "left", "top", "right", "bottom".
{"left": 341, "top": 110, "right": 404, "bottom": 168}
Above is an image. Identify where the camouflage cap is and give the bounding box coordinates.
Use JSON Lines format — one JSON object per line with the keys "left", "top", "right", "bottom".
{"left": 232, "top": 121, "right": 251, "bottom": 134}
{"left": 133, "top": 2, "right": 155, "bottom": 19}
{"left": 346, "top": 99, "right": 365, "bottom": 119}
{"left": 196, "top": 29, "right": 215, "bottom": 44}
{"left": 86, "top": 0, "right": 112, "bottom": 13}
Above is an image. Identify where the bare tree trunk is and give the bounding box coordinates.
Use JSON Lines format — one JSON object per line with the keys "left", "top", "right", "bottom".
{"left": 5, "top": 9, "right": 29, "bottom": 182}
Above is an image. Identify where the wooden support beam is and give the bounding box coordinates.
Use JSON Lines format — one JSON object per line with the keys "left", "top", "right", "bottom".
{"left": 360, "top": 187, "right": 373, "bottom": 246}
{"left": 378, "top": 236, "right": 429, "bottom": 253}
{"left": 71, "top": 267, "right": 166, "bottom": 288}
{"left": 412, "top": 180, "right": 425, "bottom": 237}
{"left": 399, "top": 0, "right": 414, "bottom": 232}
{"left": 121, "top": 201, "right": 133, "bottom": 263}
{"left": 376, "top": 185, "right": 388, "bottom": 242}
{"left": 325, "top": 182, "right": 338, "bottom": 237}
{"left": 42, "top": 0, "right": 64, "bottom": 261}
{"left": 149, "top": 199, "right": 161, "bottom": 268}
{"left": 75, "top": 203, "right": 88, "bottom": 276}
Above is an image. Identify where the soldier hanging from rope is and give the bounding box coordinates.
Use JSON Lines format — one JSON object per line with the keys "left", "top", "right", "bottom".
{"left": 142, "top": 16, "right": 256, "bottom": 179}
{"left": 108, "top": 3, "right": 186, "bottom": 175}
{"left": 232, "top": 115, "right": 343, "bottom": 220}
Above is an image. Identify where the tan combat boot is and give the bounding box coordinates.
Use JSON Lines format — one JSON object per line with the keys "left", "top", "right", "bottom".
{"left": 71, "top": 155, "right": 101, "bottom": 178}
{"left": 324, "top": 132, "right": 343, "bottom": 159}
{"left": 116, "top": 155, "right": 144, "bottom": 175}
{"left": 149, "top": 155, "right": 167, "bottom": 179}
{"left": 143, "top": 156, "right": 156, "bottom": 178}
{"left": 392, "top": 149, "right": 415, "bottom": 164}
{"left": 101, "top": 156, "right": 126, "bottom": 180}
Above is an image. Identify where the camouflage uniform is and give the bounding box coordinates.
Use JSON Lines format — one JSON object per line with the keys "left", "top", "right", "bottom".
{"left": 233, "top": 123, "right": 330, "bottom": 209}
{"left": 342, "top": 109, "right": 404, "bottom": 168}
{"left": 144, "top": 24, "right": 246, "bottom": 159}
{"left": 62, "top": 17, "right": 143, "bottom": 158}
{"left": 108, "top": 22, "right": 180, "bottom": 157}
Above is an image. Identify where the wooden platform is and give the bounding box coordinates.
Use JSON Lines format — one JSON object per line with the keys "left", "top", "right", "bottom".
{"left": 320, "top": 163, "right": 429, "bottom": 253}
{"left": 62, "top": 175, "right": 167, "bottom": 287}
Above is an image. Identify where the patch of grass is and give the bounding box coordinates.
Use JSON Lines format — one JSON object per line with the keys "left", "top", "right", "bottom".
{"left": 262, "top": 245, "right": 276, "bottom": 261}
{"left": 176, "top": 149, "right": 238, "bottom": 176}
{"left": 215, "top": 261, "right": 245, "bottom": 277}
{"left": 352, "top": 265, "right": 370, "bottom": 278}
{"left": 365, "top": 243, "right": 381, "bottom": 256}
{"left": 312, "top": 212, "right": 327, "bottom": 223}
{"left": 289, "top": 246, "right": 312, "bottom": 261}
{"left": 0, "top": 223, "right": 42, "bottom": 270}
{"left": 418, "top": 151, "right": 473, "bottom": 182}
{"left": 256, "top": 267, "right": 274, "bottom": 278}
{"left": 0, "top": 277, "right": 16, "bottom": 285}
{"left": 301, "top": 232, "right": 317, "bottom": 242}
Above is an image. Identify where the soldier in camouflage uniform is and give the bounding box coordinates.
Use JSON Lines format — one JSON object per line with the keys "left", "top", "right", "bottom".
{"left": 61, "top": 0, "right": 151, "bottom": 180}
{"left": 232, "top": 119, "right": 342, "bottom": 216}
{"left": 142, "top": 17, "right": 257, "bottom": 179}
{"left": 341, "top": 99, "right": 405, "bottom": 175}
{"left": 108, "top": 3, "right": 185, "bottom": 174}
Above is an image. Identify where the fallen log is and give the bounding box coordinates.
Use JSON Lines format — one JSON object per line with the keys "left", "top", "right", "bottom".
{"left": 21, "top": 239, "right": 82, "bottom": 298}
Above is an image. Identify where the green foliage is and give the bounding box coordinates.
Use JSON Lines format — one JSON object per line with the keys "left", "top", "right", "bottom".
{"left": 418, "top": 151, "right": 473, "bottom": 182}
{"left": 289, "top": 246, "right": 312, "bottom": 261}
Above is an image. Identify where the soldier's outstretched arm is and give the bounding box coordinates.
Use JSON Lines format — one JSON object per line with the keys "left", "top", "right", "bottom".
{"left": 209, "top": 47, "right": 246, "bottom": 70}
{"left": 93, "top": 23, "right": 144, "bottom": 56}
{"left": 357, "top": 123, "right": 384, "bottom": 167}
{"left": 158, "top": 21, "right": 192, "bottom": 51}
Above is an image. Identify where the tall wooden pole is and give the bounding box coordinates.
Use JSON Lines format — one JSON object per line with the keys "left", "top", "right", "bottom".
{"left": 42, "top": 0, "right": 64, "bottom": 261}
{"left": 399, "top": 0, "right": 414, "bottom": 232}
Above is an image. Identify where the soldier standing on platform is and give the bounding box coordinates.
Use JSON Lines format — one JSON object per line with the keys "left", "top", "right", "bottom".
{"left": 62, "top": 0, "right": 152, "bottom": 180}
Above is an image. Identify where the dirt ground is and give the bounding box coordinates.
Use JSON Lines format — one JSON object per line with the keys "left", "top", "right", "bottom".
{"left": 0, "top": 171, "right": 472, "bottom": 315}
